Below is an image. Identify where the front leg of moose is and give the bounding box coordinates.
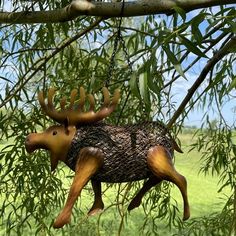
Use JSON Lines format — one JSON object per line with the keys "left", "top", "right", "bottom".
{"left": 147, "top": 145, "right": 190, "bottom": 221}
{"left": 53, "top": 147, "right": 104, "bottom": 228}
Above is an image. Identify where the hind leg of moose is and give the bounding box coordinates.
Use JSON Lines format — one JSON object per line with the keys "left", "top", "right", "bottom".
{"left": 53, "top": 147, "right": 104, "bottom": 229}
{"left": 147, "top": 145, "right": 190, "bottom": 220}
{"left": 88, "top": 179, "right": 104, "bottom": 216}
{"left": 128, "top": 176, "right": 162, "bottom": 211}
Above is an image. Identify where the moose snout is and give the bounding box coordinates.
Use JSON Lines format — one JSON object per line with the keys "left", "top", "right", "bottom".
{"left": 25, "top": 133, "right": 46, "bottom": 153}
{"left": 25, "top": 135, "right": 30, "bottom": 144}
{"left": 25, "top": 134, "right": 36, "bottom": 153}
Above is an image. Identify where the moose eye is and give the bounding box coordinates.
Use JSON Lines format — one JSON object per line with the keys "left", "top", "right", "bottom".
{"left": 52, "top": 131, "right": 57, "bottom": 136}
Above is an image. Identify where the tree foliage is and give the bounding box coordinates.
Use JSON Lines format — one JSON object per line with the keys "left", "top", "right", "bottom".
{"left": 0, "top": 1, "right": 235, "bottom": 235}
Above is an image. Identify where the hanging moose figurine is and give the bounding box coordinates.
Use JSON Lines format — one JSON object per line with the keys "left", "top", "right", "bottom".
{"left": 25, "top": 86, "right": 190, "bottom": 228}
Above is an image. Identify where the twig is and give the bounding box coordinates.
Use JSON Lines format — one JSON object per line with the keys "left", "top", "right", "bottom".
{"left": 167, "top": 36, "right": 236, "bottom": 129}
{"left": 117, "top": 183, "right": 132, "bottom": 236}
{"left": 0, "top": 17, "right": 104, "bottom": 109}
{"left": 0, "top": 47, "right": 56, "bottom": 69}
{"left": 163, "top": 31, "right": 229, "bottom": 89}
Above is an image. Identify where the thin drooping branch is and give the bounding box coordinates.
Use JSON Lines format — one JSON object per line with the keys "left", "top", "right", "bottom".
{"left": 163, "top": 30, "right": 229, "bottom": 89}
{"left": 166, "top": 36, "right": 236, "bottom": 129}
{"left": 0, "top": 17, "right": 103, "bottom": 109}
{"left": 231, "top": 186, "right": 236, "bottom": 236}
{"left": 0, "top": 0, "right": 236, "bottom": 24}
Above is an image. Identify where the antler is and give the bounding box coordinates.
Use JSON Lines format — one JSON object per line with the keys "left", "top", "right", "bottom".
{"left": 38, "top": 87, "right": 120, "bottom": 125}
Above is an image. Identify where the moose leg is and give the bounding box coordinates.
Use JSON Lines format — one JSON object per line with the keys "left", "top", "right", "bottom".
{"left": 88, "top": 179, "right": 104, "bottom": 216}
{"left": 53, "top": 147, "right": 104, "bottom": 228}
{"left": 128, "top": 176, "right": 162, "bottom": 211}
{"left": 147, "top": 145, "right": 190, "bottom": 221}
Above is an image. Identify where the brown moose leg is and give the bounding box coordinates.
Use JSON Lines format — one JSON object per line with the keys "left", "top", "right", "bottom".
{"left": 88, "top": 179, "right": 104, "bottom": 216}
{"left": 128, "top": 176, "right": 162, "bottom": 211}
{"left": 147, "top": 145, "right": 190, "bottom": 221}
{"left": 53, "top": 147, "right": 104, "bottom": 228}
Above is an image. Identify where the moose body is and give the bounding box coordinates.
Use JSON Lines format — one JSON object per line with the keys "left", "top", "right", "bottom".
{"left": 25, "top": 87, "right": 190, "bottom": 228}
{"left": 67, "top": 122, "right": 176, "bottom": 183}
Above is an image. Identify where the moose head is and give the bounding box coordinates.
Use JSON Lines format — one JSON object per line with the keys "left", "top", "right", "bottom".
{"left": 25, "top": 87, "right": 120, "bottom": 171}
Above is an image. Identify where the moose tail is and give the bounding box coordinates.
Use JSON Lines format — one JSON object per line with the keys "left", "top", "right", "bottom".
{"left": 172, "top": 139, "right": 183, "bottom": 153}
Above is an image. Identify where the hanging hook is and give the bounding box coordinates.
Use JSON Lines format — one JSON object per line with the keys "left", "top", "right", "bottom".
{"left": 105, "top": 0, "right": 126, "bottom": 87}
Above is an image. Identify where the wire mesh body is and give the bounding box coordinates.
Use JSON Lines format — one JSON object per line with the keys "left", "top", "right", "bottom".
{"left": 66, "top": 121, "right": 174, "bottom": 183}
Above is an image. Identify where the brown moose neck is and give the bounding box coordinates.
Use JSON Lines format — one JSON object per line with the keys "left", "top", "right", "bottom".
{"left": 49, "top": 125, "right": 76, "bottom": 171}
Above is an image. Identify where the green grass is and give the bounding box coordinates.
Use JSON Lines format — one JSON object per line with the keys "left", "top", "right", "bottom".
{"left": 0, "top": 132, "right": 232, "bottom": 235}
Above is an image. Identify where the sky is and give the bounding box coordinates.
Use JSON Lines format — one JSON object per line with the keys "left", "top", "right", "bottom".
{"left": 184, "top": 100, "right": 236, "bottom": 127}
{"left": 172, "top": 68, "right": 236, "bottom": 127}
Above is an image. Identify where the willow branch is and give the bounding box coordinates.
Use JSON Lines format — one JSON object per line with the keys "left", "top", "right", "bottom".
{"left": 0, "top": 17, "right": 103, "bottom": 109}
{"left": 0, "top": 0, "right": 236, "bottom": 24}
{"left": 163, "top": 31, "right": 229, "bottom": 89}
{"left": 167, "top": 36, "right": 236, "bottom": 129}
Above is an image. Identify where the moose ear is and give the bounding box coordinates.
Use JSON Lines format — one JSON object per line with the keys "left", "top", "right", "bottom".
{"left": 64, "top": 117, "right": 70, "bottom": 134}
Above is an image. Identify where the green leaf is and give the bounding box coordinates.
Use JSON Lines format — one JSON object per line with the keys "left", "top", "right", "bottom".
{"left": 178, "top": 35, "right": 208, "bottom": 58}
{"left": 95, "top": 56, "right": 109, "bottom": 65}
{"left": 191, "top": 14, "right": 206, "bottom": 43}
{"left": 139, "top": 72, "right": 150, "bottom": 105}
{"left": 172, "top": 6, "right": 186, "bottom": 22}
{"left": 227, "top": 40, "right": 236, "bottom": 53}
{"left": 129, "top": 72, "right": 141, "bottom": 99}
{"left": 163, "top": 46, "right": 186, "bottom": 79}
{"left": 228, "top": 76, "right": 236, "bottom": 91}
{"left": 147, "top": 74, "right": 161, "bottom": 95}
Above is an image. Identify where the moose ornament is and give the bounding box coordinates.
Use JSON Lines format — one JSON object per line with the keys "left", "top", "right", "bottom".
{"left": 25, "top": 87, "right": 190, "bottom": 228}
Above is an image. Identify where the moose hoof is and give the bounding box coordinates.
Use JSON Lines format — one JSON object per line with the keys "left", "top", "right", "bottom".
{"left": 53, "top": 212, "right": 71, "bottom": 229}
{"left": 88, "top": 208, "right": 103, "bottom": 216}
{"left": 183, "top": 207, "right": 190, "bottom": 221}
{"left": 88, "top": 202, "right": 104, "bottom": 216}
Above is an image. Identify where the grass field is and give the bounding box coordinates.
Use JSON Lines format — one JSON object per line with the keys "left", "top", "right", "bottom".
{"left": 0, "top": 132, "right": 232, "bottom": 235}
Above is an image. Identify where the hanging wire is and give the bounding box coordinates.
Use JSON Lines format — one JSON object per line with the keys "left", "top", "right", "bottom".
{"left": 105, "top": 0, "right": 133, "bottom": 87}
{"left": 104, "top": 0, "right": 135, "bottom": 125}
